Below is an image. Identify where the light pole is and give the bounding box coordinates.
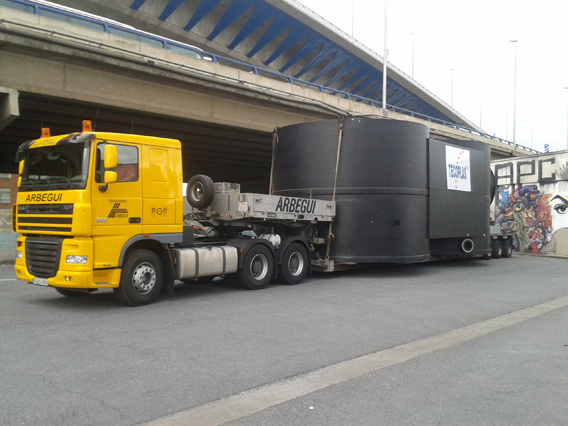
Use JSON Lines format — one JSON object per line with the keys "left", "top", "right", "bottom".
{"left": 530, "top": 130, "right": 533, "bottom": 149}
{"left": 451, "top": 69, "right": 454, "bottom": 107}
{"left": 382, "top": 0, "right": 387, "bottom": 110}
{"left": 505, "top": 115, "right": 508, "bottom": 140}
{"left": 479, "top": 95, "right": 482, "bottom": 129}
{"left": 351, "top": 0, "right": 355, "bottom": 37}
{"left": 412, "top": 33, "right": 415, "bottom": 79}
{"left": 564, "top": 87, "right": 568, "bottom": 150}
{"left": 511, "top": 40, "right": 518, "bottom": 149}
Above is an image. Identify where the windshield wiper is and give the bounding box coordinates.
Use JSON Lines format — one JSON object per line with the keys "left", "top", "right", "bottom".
{"left": 52, "top": 177, "right": 72, "bottom": 189}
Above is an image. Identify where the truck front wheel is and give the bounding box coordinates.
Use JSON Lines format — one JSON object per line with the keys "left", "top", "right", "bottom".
{"left": 114, "top": 250, "right": 164, "bottom": 306}
{"left": 278, "top": 243, "right": 308, "bottom": 285}
{"left": 236, "top": 244, "right": 274, "bottom": 290}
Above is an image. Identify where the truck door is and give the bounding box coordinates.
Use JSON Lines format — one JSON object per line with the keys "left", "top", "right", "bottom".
{"left": 91, "top": 142, "right": 142, "bottom": 269}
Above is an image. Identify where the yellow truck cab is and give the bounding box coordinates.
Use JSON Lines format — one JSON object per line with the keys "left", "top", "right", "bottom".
{"left": 13, "top": 122, "right": 184, "bottom": 305}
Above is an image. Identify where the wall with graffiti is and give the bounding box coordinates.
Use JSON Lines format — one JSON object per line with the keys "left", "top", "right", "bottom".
{"left": 491, "top": 152, "right": 568, "bottom": 254}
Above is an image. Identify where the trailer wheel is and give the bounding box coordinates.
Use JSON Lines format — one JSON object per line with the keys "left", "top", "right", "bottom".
{"left": 186, "top": 174, "right": 215, "bottom": 210}
{"left": 502, "top": 239, "right": 513, "bottom": 258}
{"left": 491, "top": 240, "right": 503, "bottom": 259}
{"left": 278, "top": 243, "right": 308, "bottom": 285}
{"left": 114, "top": 250, "right": 164, "bottom": 306}
{"left": 236, "top": 244, "right": 274, "bottom": 290}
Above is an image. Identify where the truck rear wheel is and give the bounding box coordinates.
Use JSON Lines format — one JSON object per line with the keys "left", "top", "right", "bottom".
{"left": 278, "top": 243, "right": 308, "bottom": 285}
{"left": 114, "top": 250, "right": 164, "bottom": 306}
{"left": 491, "top": 240, "right": 503, "bottom": 259}
{"left": 236, "top": 244, "right": 274, "bottom": 290}
{"left": 502, "top": 239, "right": 513, "bottom": 258}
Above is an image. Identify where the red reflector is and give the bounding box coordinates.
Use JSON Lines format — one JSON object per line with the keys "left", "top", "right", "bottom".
{"left": 143, "top": 234, "right": 150, "bottom": 238}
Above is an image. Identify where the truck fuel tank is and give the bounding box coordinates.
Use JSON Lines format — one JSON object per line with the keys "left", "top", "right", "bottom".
{"left": 173, "top": 246, "right": 238, "bottom": 280}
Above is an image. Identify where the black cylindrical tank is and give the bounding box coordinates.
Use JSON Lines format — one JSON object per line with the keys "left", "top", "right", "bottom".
{"left": 272, "top": 118, "right": 430, "bottom": 264}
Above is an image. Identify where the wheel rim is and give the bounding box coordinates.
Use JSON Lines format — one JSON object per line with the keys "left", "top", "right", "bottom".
{"left": 250, "top": 254, "right": 269, "bottom": 281}
{"left": 288, "top": 251, "right": 304, "bottom": 276}
{"left": 190, "top": 182, "right": 204, "bottom": 203}
{"left": 132, "top": 262, "right": 157, "bottom": 294}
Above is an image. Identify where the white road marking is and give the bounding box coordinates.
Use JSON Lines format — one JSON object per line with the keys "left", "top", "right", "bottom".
{"left": 139, "top": 295, "right": 568, "bottom": 426}
{"left": 0, "top": 278, "right": 17, "bottom": 281}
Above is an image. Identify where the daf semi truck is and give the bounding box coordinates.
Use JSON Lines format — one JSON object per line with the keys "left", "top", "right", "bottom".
{"left": 12, "top": 118, "right": 506, "bottom": 306}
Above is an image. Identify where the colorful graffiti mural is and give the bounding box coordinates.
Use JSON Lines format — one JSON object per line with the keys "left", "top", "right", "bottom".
{"left": 495, "top": 185, "right": 568, "bottom": 253}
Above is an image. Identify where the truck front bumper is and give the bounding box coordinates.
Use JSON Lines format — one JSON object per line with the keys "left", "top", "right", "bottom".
{"left": 14, "top": 265, "right": 121, "bottom": 289}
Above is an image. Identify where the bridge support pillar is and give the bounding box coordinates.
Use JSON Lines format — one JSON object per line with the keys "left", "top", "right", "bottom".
{"left": 0, "top": 87, "right": 19, "bottom": 131}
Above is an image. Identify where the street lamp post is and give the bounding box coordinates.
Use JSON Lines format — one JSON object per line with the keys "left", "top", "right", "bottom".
{"left": 412, "top": 33, "right": 415, "bottom": 79}
{"left": 479, "top": 95, "right": 482, "bottom": 128}
{"left": 505, "top": 115, "right": 508, "bottom": 140}
{"left": 564, "top": 87, "right": 568, "bottom": 150}
{"left": 511, "top": 40, "right": 518, "bottom": 149}
{"left": 351, "top": 0, "right": 355, "bottom": 37}
{"left": 382, "top": 0, "right": 387, "bottom": 110}
{"left": 451, "top": 69, "right": 454, "bottom": 107}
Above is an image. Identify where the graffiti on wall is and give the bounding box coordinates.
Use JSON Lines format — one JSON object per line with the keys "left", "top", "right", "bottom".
{"left": 495, "top": 186, "right": 568, "bottom": 253}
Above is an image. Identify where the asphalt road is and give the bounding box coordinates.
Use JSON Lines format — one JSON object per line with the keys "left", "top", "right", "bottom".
{"left": 1, "top": 255, "right": 568, "bottom": 426}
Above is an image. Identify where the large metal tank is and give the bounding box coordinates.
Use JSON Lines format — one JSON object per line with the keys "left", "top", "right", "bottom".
{"left": 272, "top": 118, "right": 430, "bottom": 264}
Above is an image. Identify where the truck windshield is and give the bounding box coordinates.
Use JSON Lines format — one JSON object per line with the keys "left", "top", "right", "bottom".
{"left": 19, "top": 142, "right": 91, "bottom": 191}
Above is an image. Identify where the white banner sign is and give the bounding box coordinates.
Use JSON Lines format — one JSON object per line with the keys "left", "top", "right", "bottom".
{"left": 446, "top": 145, "right": 471, "bottom": 192}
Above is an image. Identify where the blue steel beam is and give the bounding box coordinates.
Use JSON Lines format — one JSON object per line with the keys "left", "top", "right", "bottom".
{"left": 293, "top": 40, "right": 336, "bottom": 79}
{"left": 131, "top": 0, "right": 147, "bottom": 11}
{"left": 184, "top": 0, "right": 222, "bottom": 32}
{"left": 246, "top": 15, "right": 294, "bottom": 57}
{"left": 263, "top": 27, "right": 311, "bottom": 66}
{"left": 209, "top": 0, "right": 258, "bottom": 42}
{"left": 158, "top": 0, "right": 185, "bottom": 21}
{"left": 336, "top": 65, "right": 373, "bottom": 91}
{"left": 309, "top": 54, "right": 350, "bottom": 83}
{"left": 350, "top": 73, "right": 381, "bottom": 95}
{"left": 323, "top": 61, "right": 359, "bottom": 87}
{"left": 279, "top": 35, "right": 321, "bottom": 72}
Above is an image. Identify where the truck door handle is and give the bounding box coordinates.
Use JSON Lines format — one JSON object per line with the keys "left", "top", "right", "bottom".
{"left": 129, "top": 217, "right": 141, "bottom": 224}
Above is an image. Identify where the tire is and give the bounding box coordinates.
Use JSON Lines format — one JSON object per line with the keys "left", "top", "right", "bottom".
{"left": 278, "top": 243, "right": 309, "bottom": 285}
{"left": 114, "top": 250, "right": 164, "bottom": 306}
{"left": 491, "top": 240, "right": 503, "bottom": 259}
{"left": 236, "top": 244, "right": 274, "bottom": 290}
{"left": 502, "top": 239, "right": 513, "bottom": 258}
{"left": 186, "top": 174, "right": 215, "bottom": 210}
{"left": 55, "top": 288, "right": 89, "bottom": 297}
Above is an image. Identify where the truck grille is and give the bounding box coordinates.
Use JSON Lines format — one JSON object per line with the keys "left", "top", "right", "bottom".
{"left": 17, "top": 204, "right": 74, "bottom": 233}
{"left": 25, "top": 237, "right": 64, "bottom": 278}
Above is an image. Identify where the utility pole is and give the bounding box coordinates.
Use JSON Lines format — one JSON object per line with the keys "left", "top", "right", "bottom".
{"left": 511, "top": 40, "right": 518, "bottom": 149}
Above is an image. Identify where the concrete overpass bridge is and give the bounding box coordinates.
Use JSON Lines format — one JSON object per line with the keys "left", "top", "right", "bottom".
{"left": 0, "top": 0, "right": 535, "bottom": 187}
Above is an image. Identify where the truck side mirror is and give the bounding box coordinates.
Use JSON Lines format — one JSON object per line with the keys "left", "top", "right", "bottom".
{"left": 104, "top": 145, "right": 118, "bottom": 169}
{"left": 104, "top": 171, "right": 117, "bottom": 184}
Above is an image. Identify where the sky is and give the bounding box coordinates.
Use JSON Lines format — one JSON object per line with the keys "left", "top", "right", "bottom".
{"left": 297, "top": 0, "right": 568, "bottom": 153}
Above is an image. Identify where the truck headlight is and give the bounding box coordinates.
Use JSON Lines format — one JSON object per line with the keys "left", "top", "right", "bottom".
{"left": 17, "top": 250, "right": 22, "bottom": 259}
{"left": 66, "top": 255, "right": 87, "bottom": 264}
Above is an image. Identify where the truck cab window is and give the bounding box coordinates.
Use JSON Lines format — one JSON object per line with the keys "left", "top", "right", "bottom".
{"left": 96, "top": 143, "right": 139, "bottom": 183}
